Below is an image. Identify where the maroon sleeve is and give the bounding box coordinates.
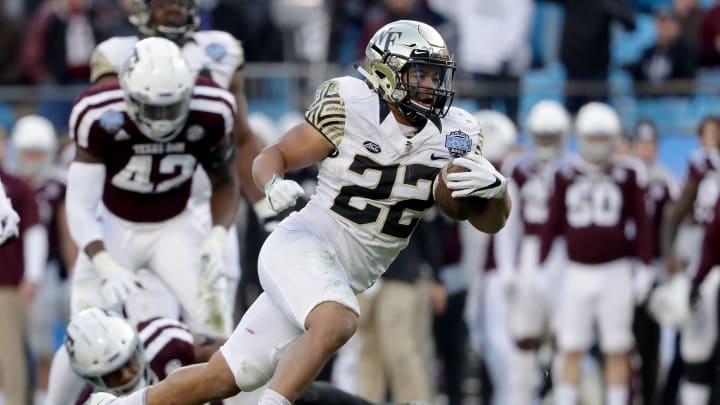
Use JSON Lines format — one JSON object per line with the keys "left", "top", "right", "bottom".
{"left": 693, "top": 201, "right": 720, "bottom": 287}
{"left": 16, "top": 179, "right": 40, "bottom": 232}
{"left": 539, "top": 170, "right": 565, "bottom": 263}
{"left": 632, "top": 170, "right": 654, "bottom": 264}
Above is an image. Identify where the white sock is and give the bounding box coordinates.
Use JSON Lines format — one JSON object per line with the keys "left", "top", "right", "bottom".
{"left": 552, "top": 354, "right": 564, "bottom": 390}
{"left": 680, "top": 381, "right": 710, "bottom": 405}
{"left": 554, "top": 383, "right": 577, "bottom": 405}
{"left": 605, "top": 385, "right": 628, "bottom": 405}
{"left": 258, "top": 389, "right": 292, "bottom": 405}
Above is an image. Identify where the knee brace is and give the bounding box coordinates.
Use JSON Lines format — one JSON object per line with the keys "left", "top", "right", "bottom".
{"left": 231, "top": 355, "right": 272, "bottom": 392}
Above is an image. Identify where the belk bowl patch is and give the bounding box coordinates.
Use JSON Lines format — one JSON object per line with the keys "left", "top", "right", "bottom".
{"left": 99, "top": 110, "right": 124, "bottom": 134}
{"left": 445, "top": 130, "right": 472, "bottom": 158}
{"left": 205, "top": 43, "right": 226, "bottom": 62}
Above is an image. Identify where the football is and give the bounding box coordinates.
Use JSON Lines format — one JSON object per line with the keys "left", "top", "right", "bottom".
{"left": 433, "top": 161, "right": 488, "bottom": 221}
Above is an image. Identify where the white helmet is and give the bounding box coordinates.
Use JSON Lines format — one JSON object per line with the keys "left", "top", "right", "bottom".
{"left": 120, "top": 37, "right": 194, "bottom": 142}
{"left": 357, "top": 20, "right": 456, "bottom": 124}
{"left": 525, "top": 100, "right": 570, "bottom": 162}
{"left": 11, "top": 115, "right": 57, "bottom": 178}
{"left": 473, "top": 110, "right": 518, "bottom": 162}
{"left": 575, "top": 102, "right": 622, "bottom": 163}
{"left": 65, "top": 308, "right": 149, "bottom": 396}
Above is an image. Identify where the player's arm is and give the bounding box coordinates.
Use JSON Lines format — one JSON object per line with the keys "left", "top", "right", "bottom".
{"left": 538, "top": 172, "right": 564, "bottom": 265}
{"left": 56, "top": 200, "right": 78, "bottom": 271}
{"left": 228, "top": 71, "right": 264, "bottom": 204}
{"left": 191, "top": 334, "right": 225, "bottom": 363}
{"left": 66, "top": 148, "right": 142, "bottom": 306}
{"left": 253, "top": 121, "right": 334, "bottom": 187}
{"left": 66, "top": 148, "right": 108, "bottom": 259}
{"left": 468, "top": 193, "right": 511, "bottom": 234}
{"left": 203, "top": 133, "right": 240, "bottom": 230}
{"left": 692, "top": 201, "right": 720, "bottom": 289}
{"left": 660, "top": 176, "right": 699, "bottom": 273}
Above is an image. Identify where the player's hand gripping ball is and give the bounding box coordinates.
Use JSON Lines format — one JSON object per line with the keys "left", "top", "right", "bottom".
{"left": 433, "top": 161, "right": 489, "bottom": 220}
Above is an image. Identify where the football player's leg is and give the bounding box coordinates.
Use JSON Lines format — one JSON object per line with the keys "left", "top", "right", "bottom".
{"left": 679, "top": 268, "right": 720, "bottom": 405}
{"left": 45, "top": 346, "right": 87, "bottom": 405}
{"left": 597, "top": 261, "right": 634, "bottom": 405}
{"left": 148, "top": 212, "right": 226, "bottom": 336}
{"left": 255, "top": 221, "right": 360, "bottom": 403}
{"left": 554, "top": 264, "right": 597, "bottom": 405}
{"left": 132, "top": 292, "right": 303, "bottom": 405}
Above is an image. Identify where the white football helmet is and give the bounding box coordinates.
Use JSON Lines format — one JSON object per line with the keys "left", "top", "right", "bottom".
{"left": 120, "top": 37, "right": 194, "bottom": 143}
{"left": 11, "top": 115, "right": 57, "bottom": 178}
{"left": 129, "top": 0, "right": 200, "bottom": 42}
{"left": 575, "top": 102, "right": 622, "bottom": 163}
{"left": 525, "top": 100, "right": 570, "bottom": 162}
{"left": 357, "top": 20, "right": 456, "bottom": 124}
{"left": 65, "top": 308, "right": 150, "bottom": 396}
{"left": 473, "top": 110, "right": 518, "bottom": 162}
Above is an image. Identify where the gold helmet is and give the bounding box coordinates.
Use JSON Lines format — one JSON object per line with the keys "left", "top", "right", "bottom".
{"left": 129, "top": 0, "right": 200, "bottom": 42}
{"left": 357, "top": 20, "right": 456, "bottom": 124}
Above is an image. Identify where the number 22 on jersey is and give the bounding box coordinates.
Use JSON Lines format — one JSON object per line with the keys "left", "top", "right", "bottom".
{"left": 330, "top": 154, "right": 439, "bottom": 239}
{"left": 112, "top": 154, "right": 197, "bottom": 193}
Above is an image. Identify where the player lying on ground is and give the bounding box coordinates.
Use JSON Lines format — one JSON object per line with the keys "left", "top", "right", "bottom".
{"left": 67, "top": 308, "right": 430, "bottom": 405}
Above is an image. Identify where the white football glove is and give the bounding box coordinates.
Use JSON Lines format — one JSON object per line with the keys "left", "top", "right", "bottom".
{"left": 648, "top": 273, "right": 692, "bottom": 328}
{"left": 446, "top": 152, "right": 508, "bottom": 199}
{"left": 0, "top": 195, "right": 20, "bottom": 245}
{"left": 198, "top": 225, "right": 230, "bottom": 336}
{"left": 264, "top": 176, "right": 304, "bottom": 212}
{"left": 92, "top": 252, "right": 143, "bottom": 309}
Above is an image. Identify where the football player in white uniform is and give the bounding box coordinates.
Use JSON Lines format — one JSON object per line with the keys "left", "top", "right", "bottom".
{"left": 0, "top": 179, "right": 20, "bottom": 245}
{"left": 87, "top": 20, "right": 511, "bottom": 405}
{"left": 65, "top": 38, "right": 239, "bottom": 336}
{"left": 540, "top": 103, "right": 654, "bottom": 405}
{"left": 88, "top": 0, "right": 267, "bottom": 323}
{"left": 501, "top": 100, "right": 571, "bottom": 404}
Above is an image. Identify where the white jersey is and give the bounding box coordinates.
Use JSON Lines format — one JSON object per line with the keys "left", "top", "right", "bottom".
{"left": 90, "top": 30, "right": 244, "bottom": 89}
{"left": 298, "top": 76, "right": 482, "bottom": 291}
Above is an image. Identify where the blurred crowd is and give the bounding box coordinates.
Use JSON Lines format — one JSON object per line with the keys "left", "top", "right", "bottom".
{"left": 4, "top": 1, "right": 720, "bottom": 127}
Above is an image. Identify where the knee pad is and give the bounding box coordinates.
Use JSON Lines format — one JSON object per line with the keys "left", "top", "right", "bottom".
{"left": 230, "top": 355, "right": 272, "bottom": 392}
{"left": 684, "top": 361, "right": 714, "bottom": 385}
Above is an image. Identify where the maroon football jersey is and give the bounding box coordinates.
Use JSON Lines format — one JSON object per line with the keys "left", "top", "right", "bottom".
{"left": 504, "top": 154, "right": 556, "bottom": 237}
{"left": 75, "top": 317, "right": 196, "bottom": 405}
{"left": 32, "top": 168, "right": 67, "bottom": 267}
{"left": 69, "top": 78, "right": 236, "bottom": 223}
{"left": 0, "top": 170, "right": 40, "bottom": 286}
{"left": 645, "top": 163, "right": 679, "bottom": 258}
{"left": 686, "top": 148, "right": 720, "bottom": 225}
{"left": 693, "top": 199, "right": 720, "bottom": 287}
{"left": 540, "top": 155, "right": 654, "bottom": 265}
